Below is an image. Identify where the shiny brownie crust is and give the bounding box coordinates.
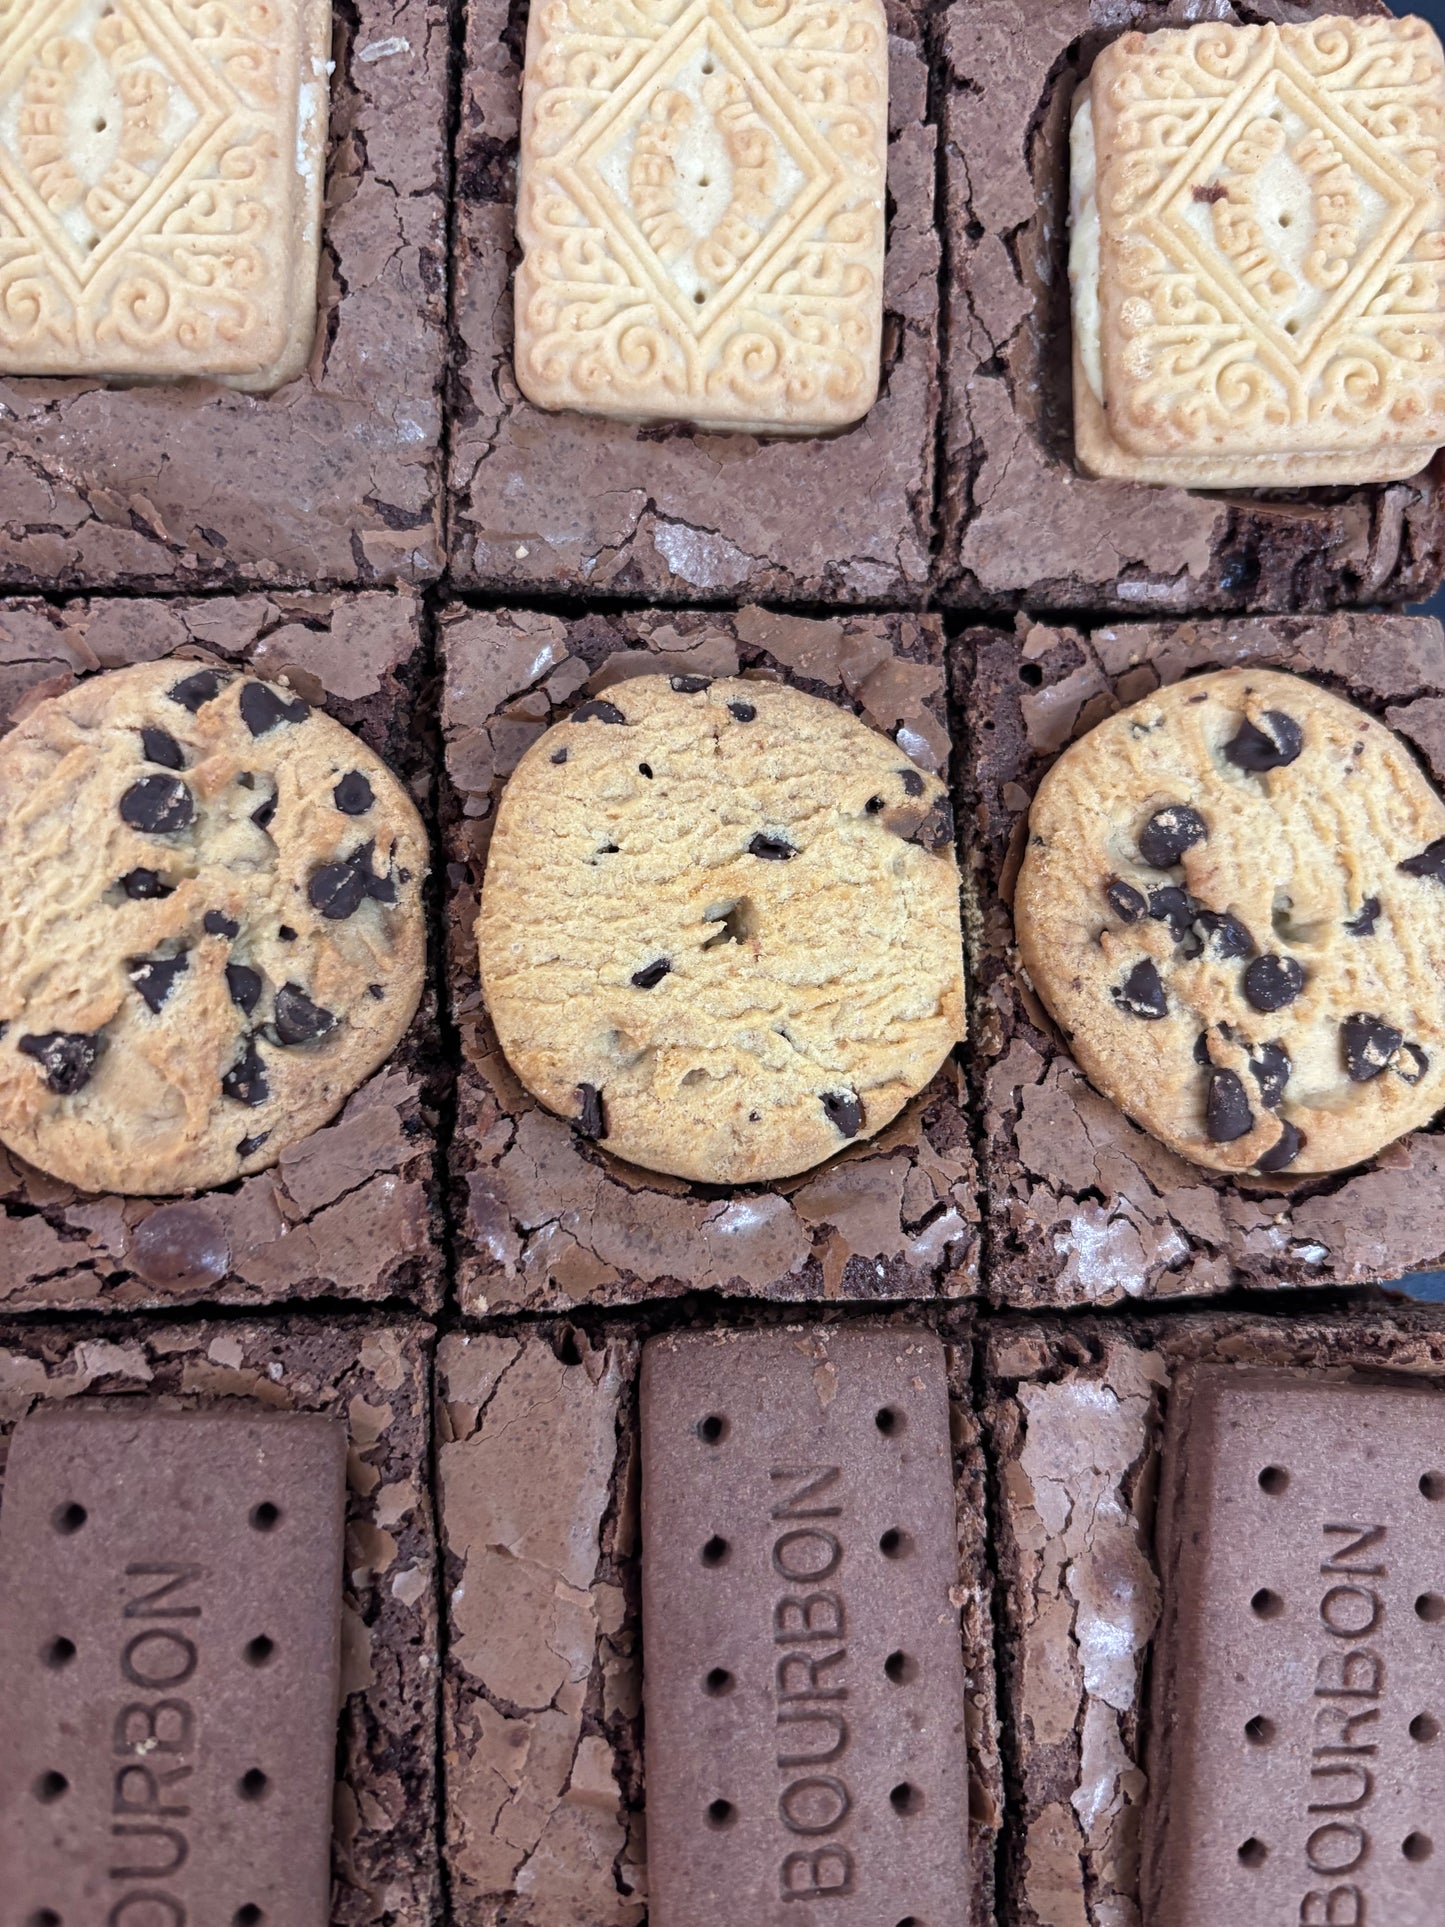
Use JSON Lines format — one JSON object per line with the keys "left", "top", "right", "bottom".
{"left": 985, "top": 1309, "right": 1445, "bottom": 1927}
{"left": 959, "top": 610, "right": 1445, "bottom": 1305}
{"left": 448, "top": 0, "right": 939, "bottom": 602}
{"left": 936, "top": 0, "right": 1445, "bottom": 613}
{"left": 441, "top": 603, "right": 978, "bottom": 1314}
{"left": 0, "top": 1315, "right": 441, "bottom": 1927}
{"left": 0, "top": 591, "right": 444, "bottom": 1314}
{"left": 435, "top": 1311, "right": 1000, "bottom": 1924}
{"left": 0, "top": 5, "right": 448, "bottom": 593}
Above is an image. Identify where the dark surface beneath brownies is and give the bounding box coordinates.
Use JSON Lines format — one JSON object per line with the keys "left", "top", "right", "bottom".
{"left": 0, "top": 592, "right": 445, "bottom": 1315}
{"left": 440, "top": 603, "right": 980, "bottom": 1314}
{"left": 0, "top": 2, "right": 449, "bottom": 595}
{"left": 959, "top": 610, "right": 1445, "bottom": 1305}
{"left": 936, "top": 0, "right": 1445, "bottom": 614}
{"left": 435, "top": 1307, "right": 1001, "bottom": 1927}
{"left": 0, "top": 1314, "right": 441, "bottom": 1927}
{"left": 447, "top": 0, "right": 940, "bottom": 604}
{"left": 983, "top": 1307, "right": 1445, "bottom": 1927}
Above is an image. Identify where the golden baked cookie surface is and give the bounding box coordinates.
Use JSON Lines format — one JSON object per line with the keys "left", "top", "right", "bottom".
{"left": 1016, "top": 669, "right": 1445, "bottom": 1176}
{"left": 0, "top": 662, "right": 427, "bottom": 1195}
{"left": 1071, "top": 13, "right": 1445, "bottom": 486}
{"left": 478, "top": 674, "right": 964, "bottom": 1184}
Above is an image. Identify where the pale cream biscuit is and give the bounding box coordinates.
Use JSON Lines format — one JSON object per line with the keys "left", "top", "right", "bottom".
{"left": 1070, "top": 16, "right": 1445, "bottom": 487}
{"left": 0, "top": 0, "right": 332, "bottom": 390}
{"left": 1016, "top": 668, "right": 1445, "bottom": 1177}
{"left": 0, "top": 662, "right": 427, "bottom": 1195}
{"left": 514, "top": 0, "right": 888, "bottom": 434}
{"left": 478, "top": 675, "right": 965, "bottom": 1184}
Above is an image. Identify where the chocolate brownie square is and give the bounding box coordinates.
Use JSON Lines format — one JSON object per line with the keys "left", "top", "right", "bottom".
{"left": 985, "top": 1310, "right": 1445, "bottom": 1927}
{"left": 937, "top": 0, "right": 1445, "bottom": 613}
{"left": 960, "top": 609, "right": 1445, "bottom": 1304}
{"left": 435, "top": 1314, "right": 1000, "bottom": 1925}
{"left": 441, "top": 604, "right": 978, "bottom": 1315}
{"left": 0, "top": 1314, "right": 440, "bottom": 1927}
{"left": 448, "top": 0, "right": 939, "bottom": 602}
{"left": 0, "top": 590, "right": 443, "bottom": 1314}
{"left": 0, "top": 6, "right": 447, "bottom": 593}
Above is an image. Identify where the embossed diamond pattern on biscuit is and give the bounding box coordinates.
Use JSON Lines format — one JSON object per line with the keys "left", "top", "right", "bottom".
{"left": 516, "top": 0, "right": 888, "bottom": 433}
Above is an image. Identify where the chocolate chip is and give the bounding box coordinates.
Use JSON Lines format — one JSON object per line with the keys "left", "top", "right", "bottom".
{"left": 1257, "top": 1120, "right": 1304, "bottom": 1172}
{"left": 572, "top": 699, "right": 626, "bottom": 725}
{"left": 903, "top": 797, "right": 954, "bottom": 853}
{"left": 141, "top": 727, "right": 185, "bottom": 770}
{"left": 251, "top": 795, "right": 277, "bottom": 832}
{"left": 638, "top": 763, "right": 653, "bottom": 779}
{"left": 226, "top": 963, "right": 263, "bottom": 1015}
{"left": 120, "top": 774, "right": 194, "bottom": 835}
{"left": 239, "top": 681, "right": 309, "bottom": 736}
{"left": 221, "top": 1038, "right": 269, "bottom": 1106}
{"left": 749, "top": 833, "right": 796, "bottom": 861}
{"left": 821, "top": 1090, "right": 863, "bottom": 1137}
{"left": 865, "top": 796, "right": 885, "bottom": 815}
{"left": 1399, "top": 838, "right": 1445, "bottom": 883}
{"left": 1398, "top": 1042, "right": 1430, "bottom": 1086}
{"left": 129, "top": 953, "right": 189, "bottom": 1013}
{"left": 728, "top": 701, "right": 757, "bottom": 722}
{"left": 1342, "top": 1012, "right": 1404, "bottom": 1082}
{"left": 1137, "top": 805, "right": 1207, "bottom": 868}
{"left": 575, "top": 1083, "right": 606, "bottom": 1139}
{"left": 1148, "top": 886, "right": 1197, "bottom": 942}
{"left": 308, "top": 841, "right": 396, "bottom": 919}
{"left": 1193, "top": 1029, "right": 1213, "bottom": 1066}
{"left": 1224, "top": 711, "right": 1303, "bottom": 772}
{"left": 1250, "top": 1042, "right": 1290, "bottom": 1109}
{"left": 1189, "top": 910, "right": 1254, "bottom": 961}
{"left": 1207, "top": 1069, "right": 1254, "bottom": 1142}
{"left": 237, "top": 1132, "right": 270, "bottom": 1158}
{"left": 631, "top": 959, "right": 671, "bottom": 989}
{"left": 670, "top": 675, "right": 712, "bottom": 694}
{"left": 204, "top": 910, "right": 240, "bottom": 939}
{"left": 899, "top": 769, "right": 926, "bottom": 797}
{"left": 1111, "top": 959, "right": 1167, "bottom": 1019}
{"left": 1243, "top": 954, "right": 1305, "bottom": 1011}
{"left": 367, "top": 983, "right": 385, "bottom": 1000}
{"left": 1106, "top": 880, "right": 1147, "bottom": 923}
{"left": 333, "top": 771, "right": 374, "bottom": 815}
{"left": 17, "top": 1031, "right": 101, "bottom": 1095}
{"left": 168, "top": 669, "right": 225, "bottom": 712}
{"left": 272, "top": 983, "right": 337, "bottom": 1046}
{"left": 121, "top": 868, "right": 174, "bottom": 900}
{"left": 550, "top": 747, "right": 568, "bottom": 765}
{"left": 278, "top": 926, "right": 297, "bottom": 942}
{"left": 129, "top": 1201, "right": 231, "bottom": 1290}
{"left": 1344, "top": 896, "right": 1380, "bottom": 936}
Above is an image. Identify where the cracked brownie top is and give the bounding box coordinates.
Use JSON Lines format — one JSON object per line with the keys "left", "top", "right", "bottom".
{"left": 1016, "top": 666, "right": 1445, "bottom": 1177}
{"left": 0, "top": 660, "right": 427, "bottom": 1195}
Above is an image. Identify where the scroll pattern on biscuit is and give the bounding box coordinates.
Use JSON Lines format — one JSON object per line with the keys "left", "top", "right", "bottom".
{"left": 0, "top": 0, "right": 326, "bottom": 381}
{"left": 516, "top": 0, "right": 887, "bottom": 428}
{"left": 1096, "top": 17, "right": 1445, "bottom": 458}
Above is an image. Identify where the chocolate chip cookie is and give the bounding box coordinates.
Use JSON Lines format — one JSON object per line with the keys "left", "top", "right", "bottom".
{"left": 478, "top": 675, "right": 964, "bottom": 1184}
{"left": 1016, "top": 668, "right": 1445, "bottom": 1177}
{"left": 0, "top": 664, "right": 427, "bottom": 1194}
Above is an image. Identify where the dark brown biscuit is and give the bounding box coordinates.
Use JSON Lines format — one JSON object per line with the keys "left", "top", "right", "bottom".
{"left": 640, "top": 1326, "right": 971, "bottom": 1925}
{"left": 1145, "top": 1367, "right": 1445, "bottom": 1927}
{"left": 0, "top": 1404, "right": 346, "bottom": 1927}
